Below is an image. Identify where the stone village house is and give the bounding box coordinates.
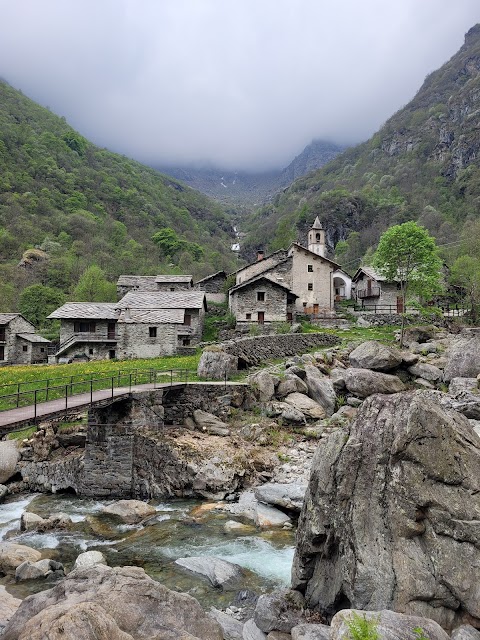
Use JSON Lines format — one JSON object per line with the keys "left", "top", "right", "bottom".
{"left": 228, "top": 217, "right": 352, "bottom": 326}
{"left": 47, "top": 291, "right": 207, "bottom": 362}
{"left": 116, "top": 275, "right": 194, "bottom": 299}
{"left": 0, "top": 314, "right": 50, "bottom": 365}
{"left": 353, "top": 266, "right": 408, "bottom": 313}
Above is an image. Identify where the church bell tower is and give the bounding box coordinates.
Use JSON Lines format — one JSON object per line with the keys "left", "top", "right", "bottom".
{"left": 308, "top": 216, "right": 326, "bottom": 257}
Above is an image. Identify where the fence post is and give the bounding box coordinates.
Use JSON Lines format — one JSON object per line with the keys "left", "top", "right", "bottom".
{"left": 170, "top": 370, "right": 173, "bottom": 386}
{"left": 34, "top": 389, "right": 37, "bottom": 425}
{"left": 46, "top": 379, "right": 49, "bottom": 402}
{"left": 90, "top": 380, "right": 93, "bottom": 405}
{"left": 16, "top": 383, "right": 20, "bottom": 408}
{"left": 129, "top": 373, "right": 132, "bottom": 392}
{"left": 111, "top": 376, "right": 114, "bottom": 399}
{"left": 65, "top": 385, "right": 68, "bottom": 411}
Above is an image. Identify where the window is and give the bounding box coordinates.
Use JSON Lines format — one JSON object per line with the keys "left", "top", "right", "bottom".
{"left": 246, "top": 313, "right": 251, "bottom": 320}
{"left": 0, "top": 328, "right": 5, "bottom": 341}
{"left": 316, "top": 233, "right": 321, "bottom": 241}
{"left": 308, "top": 283, "right": 313, "bottom": 291}
{"left": 89, "top": 348, "right": 94, "bottom": 355}
{"left": 22, "top": 345, "right": 28, "bottom": 352}
{"left": 308, "top": 265, "right": 313, "bottom": 272}
{"left": 149, "top": 327, "right": 157, "bottom": 338}
{"left": 109, "top": 350, "right": 116, "bottom": 359}
{"left": 182, "top": 338, "right": 191, "bottom": 346}
{"left": 257, "top": 292, "right": 265, "bottom": 301}
{"left": 170, "top": 287, "right": 175, "bottom": 291}
{"left": 184, "top": 314, "right": 191, "bottom": 326}
{"left": 74, "top": 321, "right": 96, "bottom": 333}
{"left": 303, "top": 302, "right": 307, "bottom": 307}
{"left": 40, "top": 348, "right": 45, "bottom": 353}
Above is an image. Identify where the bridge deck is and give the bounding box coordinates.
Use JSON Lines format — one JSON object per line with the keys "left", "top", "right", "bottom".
{"left": 0, "top": 380, "right": 246, "bottom": 435}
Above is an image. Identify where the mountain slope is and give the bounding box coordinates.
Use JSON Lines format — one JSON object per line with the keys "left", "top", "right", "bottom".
{"left": 0, "top": 80, "right": 239, "bottom": 308}
{"left": 243, "top": 25, "right": 480, "bottom": 267}
{"left": 157, "top": 140, "right": 345, "bottom": 205}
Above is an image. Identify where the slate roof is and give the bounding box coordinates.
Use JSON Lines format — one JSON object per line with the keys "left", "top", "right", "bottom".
{"left": 117, "top": 275, "right": 158, "bottom": 286}
{"left": 288, "top": 243, "right": 340, "bottom": 268}
{"left": 117, "top": 309, "right": 185, "bottom": 324}
{"left": 0, "top": 313, "right": 21, "bottom": 324}
{"left": 155, "top": 275, "right": 193, "bottom": 284}
{"left": 311, "top": 216, "right": 323, "bottom": 230}
{"left": 194, "top": 271, "right": 226, "bottom": 285}
{"left": 48, "top": 303, "right": 119, "bottom": 320}
{"left": 230, "top": 274, "right": 297, "bottom": 296}
{"left": 16, "top": 333, "right": 51, "bottom": 343}
{"left": 116, "top": 291, "right": 207, "bottom": 310}
{"left": 352, "top": 266, "right": 389, "bottom": 283}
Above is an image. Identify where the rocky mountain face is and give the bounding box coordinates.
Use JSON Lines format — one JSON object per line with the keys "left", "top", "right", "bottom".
{"left": 156, "top": 139, "right": 345, "bottom": 206}
{"left": 242, "top": 24, "right": 480, "bottom": 263}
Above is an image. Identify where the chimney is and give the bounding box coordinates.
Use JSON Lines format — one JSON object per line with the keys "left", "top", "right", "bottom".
{"left": 257, "top": 250, "right": 265, "bottom": 261}
{"left": 125, "top": 307, "right": 131, "bottom": 321}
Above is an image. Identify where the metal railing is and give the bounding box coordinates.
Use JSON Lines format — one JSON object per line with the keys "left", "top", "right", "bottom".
{"left": 55, "top": 331, "right": 119, "bottom": 354}
{"left": 0, "top": 368, "right": 191, "bottom": 417}
{"left": 356, "top": 287, "right": 381, "bottom": 299}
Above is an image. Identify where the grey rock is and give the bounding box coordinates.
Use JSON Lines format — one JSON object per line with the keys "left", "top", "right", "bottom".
{"left": 408, "top": 362, "right": 443, "bottom": 382}
{"left": 243, "top": 618, "right": 267, "bottom": 640}
{"left": 0, "top": 586, "right": 21, "bottom": 632}
{"left": 103, "top": 500, "right": 156, "bottom": 524}
{"left": 73, "top": 551, "right": 107, "bottom": 570}
{"left": 451, "top": 625, "right": 480, "bottom": 640}
{"left": 292, "top": 392, "right": 480, "bottom": 630}
{"left": 414, "top": 378, "right": 435, "bottom": 389}
{"left": 276, "top": 374, "right": 308, "bottom": 398}
{"left": 290, "top": 323, "right": 303, "bottom": 334}
{"left": 331, "top": 609, "right": 449, "bottom": 640}
{"left": 267, "top": 632, "right": 291, "bottom": 640}
{"left": 2, "top": 564, "right": 223, "bottom": 640}
{"left": 304, "top": 366, "right": 336, "bottom": 416}
{"left": 193, "top": 409, "right": 231, "bottom": 435}
{"left": 15, "top": 559, "right": 64, "bottom": 582}
{"left": 254, "top": 483, "right": 307, "bottom": 512}
{"left": 448, "top": 378, "right": 480, "bottom": 419}
{"left": 250, "top": 371, "right": 278, "bottom": 402}
{"left": 286, "top": 365, "right": 307, "bottom": 379}
{"left": 255, "top": 503, "right": 291, "bottom": 528}
{"left": 344, "top": 368, "right": 405, "bottom": 398}
{"left": 0, "top": 543, "right": 42, "bottom": 575}
{"left": 175, "top": 556, "right": 245, "bottom": 589}
{"left": 291, "top": 623, "right": 332, "bottom": 640}
{"left": 400, "top": 351, "right": 419, "bottom": 366}
{"left": 284, "top": 393, "right": 326, "bottom": 419}
{"left": 20, "top": 512, "right": 44, "bottom": 532}
{"left": 349, "top": 341, "right": 403, "bottom": 371}
{"left": 346, "top": 397, "right": 362, "bottom": 407}
{"left": 0, "top": 485, "right": 7, "bottom": 503}
{"left": 329, "top": 368, "right": 346, "bottom": 391}
{"left": 210, "top": 607, "right": 244, "bottom": 640}
{"left": 254, "top": 589, "right": 305, "bottom": 633}
{"left": 411, "top": 342, "right": 438, "bottom": 354}
{"left": 0, "top": 442, "right": 19, "bottom": 484}
{"left": 197, "top": 349, "right": 239, "bottom": 379}
{"left": 403, "top": 325, "right": 437, "bottom": 345}
{"left": 444, "top": 337, "right": 480, "bottom": 381}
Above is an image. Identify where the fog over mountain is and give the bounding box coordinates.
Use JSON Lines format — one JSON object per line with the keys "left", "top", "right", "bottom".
{"left": 0, "top": 0, "right": 479, "bottom": 170}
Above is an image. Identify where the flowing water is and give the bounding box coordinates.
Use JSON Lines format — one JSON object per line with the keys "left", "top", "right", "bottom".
{"left": 0, "top": 493, "right": 295, "bottom": 609}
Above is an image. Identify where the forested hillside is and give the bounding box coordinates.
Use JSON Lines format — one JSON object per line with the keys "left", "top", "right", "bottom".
{"left": 243, "top": 24, "right": 480, "bottom": 269}
{"left": 0, "top": 80, "right": 239, "bottom": 313}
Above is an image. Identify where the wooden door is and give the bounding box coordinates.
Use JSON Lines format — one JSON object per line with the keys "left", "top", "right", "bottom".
{"left": 107, "top": 322, "right": 116, "bottom": 339}
{"left": 367, "top": 279, "right": 372, "bottom": 296}
{"left": 257, "top": 311, "right": 264, "bottom": 324}
{"left": 313, "top": 304, "right": 319, "bottom": 318}
{"left": 287, "top": 312, "right": 293, "bottom": 324}
{"left": 396, "top": 296, "right": 404, "bottom": 313}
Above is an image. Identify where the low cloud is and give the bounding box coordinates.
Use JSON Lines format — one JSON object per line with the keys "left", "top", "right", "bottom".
{"left": 0, "top": 0, "right": 478, "bottom": 170}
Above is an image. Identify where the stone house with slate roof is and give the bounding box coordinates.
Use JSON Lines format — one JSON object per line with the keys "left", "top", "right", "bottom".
{"left": 0, "top": 314, "right": 50, "bottom": 365}
{"left": 116, "top": 275, "right": 193, "bottom": 299}
{"left": 353, "top": 266, "right": 407, "bottom": 313}
{"left": 48, "top": 291, "right": 207, "bottom": 362}
{"left": 228, "top": 218, "right": 346, "bottom": 325}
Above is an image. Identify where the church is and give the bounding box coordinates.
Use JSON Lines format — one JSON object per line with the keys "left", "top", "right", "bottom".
{"left": 228, "top": 218, "right": 351, "bottom": 327}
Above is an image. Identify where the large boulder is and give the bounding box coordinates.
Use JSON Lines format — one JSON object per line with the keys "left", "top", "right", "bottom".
{"left": 102, "top": 500, "right": 156, "bottom": 524}
{"left": 0, "top": 442, "right": 20, "bottom": 484}
{"left": 349, "top": 341, "right": 403, "bottom": 372}
{"left": 452, "top": 626, "right": 480, "bottom": 640}
{"left": 444, "top": 337, "right": 480, "bottom": 382}
{"left": 0, "top": 587, "right": 21, "bottom": 633}
{"left": 254, "top": 483, "right": 307, "bottom": 512}
{"left": 175, "top": 556, "right": 244, "bottom": 589}
{"left": 447, "top": 378, "right": 480, "bottom": 419}
{"left": 197, "top": 349, "right": 238, "bottom": 380}
{"left": 284, "top": 393, "right": 326, "bottom": 420}
{"left": 344, "top": 368, "right": 405, "bottom": 398}
{"left": 291, "top": 623, "right": 331, "bottom": 639}
{"left": 330, "top": 609, "right": 449, "bottom": 640}
{"left": 276, "top": 374, "right": 308, "bottom": 397}
{"left": 193, "top": 409, "right": 231, "bottom": 436}
{"left": 0, "top": 543, "right": 42, "bottom": 575}
{"left": 254, "top": 589, "right": 306, "bottom": 634}
{"left": 73, "top": 551, "right": 107, "bottom": 570}
{"left": 208, "top": 607, "right": 243, "bottom": 640}
{"left": 2, "top": 564, "right": 223, "bottom": 640}
{"left": 15, "top": 559, "right": 64, "bottom": 582}
{"left": 408, "top": 362, "right": 443, "bottom": 382}
{"left": 304, "top": 366, "right": 336, "bottom": 417}
{"left": 250, "top": 371, "right": 278, "bottom": 403}
{"left": 292, "top": 391, "right": 480, "bottom": 631}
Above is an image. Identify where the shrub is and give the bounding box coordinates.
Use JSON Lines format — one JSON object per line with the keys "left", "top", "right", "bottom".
{"left": 344, "top": 612, "right": 380, "bottom": 640}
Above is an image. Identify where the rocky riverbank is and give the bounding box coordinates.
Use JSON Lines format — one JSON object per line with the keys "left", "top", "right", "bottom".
{"left": 1, "top": 325, "right": 480, "bottom": 638}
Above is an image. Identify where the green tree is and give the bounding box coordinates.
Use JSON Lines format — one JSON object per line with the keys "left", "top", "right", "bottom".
{"left": 19, "top": 284, "right": 66, "bottom": 328}
{"left": 152, "top": 227, "right": 183, "bottom": 257}
{"left": 73, "top": 265, "right": 117, "bottom": 302}
{"left": 450, "top": 255, "right": 480, "bottom": 324}
{"left": 373, "top": 221, "right": 443, "bottom": 346}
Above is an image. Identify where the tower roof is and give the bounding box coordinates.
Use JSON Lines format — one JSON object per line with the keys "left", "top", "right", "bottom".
{"left": 311, "top": 216, "right": 323, "bottom": 230}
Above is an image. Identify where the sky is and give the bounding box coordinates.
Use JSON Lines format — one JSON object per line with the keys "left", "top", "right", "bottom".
{"left": 0, "top": 0, "right": 479, "bottom": 171}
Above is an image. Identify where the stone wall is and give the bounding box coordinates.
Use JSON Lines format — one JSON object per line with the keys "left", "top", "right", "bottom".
{"left": 290, "top": 245, "right": 334, "bottom": 313}
{"left": 220, "top": 332, "right": 340, "bottom": 366}
{"left": 230, "top": 279, "right": 290, "bottom": 324}
{"left": 162, "top": 383, "right": 250, "bottom": 424}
